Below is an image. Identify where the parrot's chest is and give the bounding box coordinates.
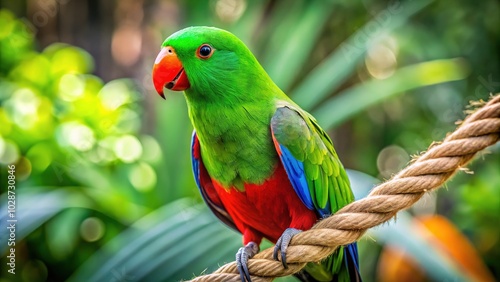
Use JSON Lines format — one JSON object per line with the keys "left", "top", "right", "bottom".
{"left": 199, "top": 128, "right": 278, "bottom": 189}
{"left": 189, "top": 101, "right": 279, "bottom": 190}
{"left": 192, "top": 105, "right": 278, "bottom": 188}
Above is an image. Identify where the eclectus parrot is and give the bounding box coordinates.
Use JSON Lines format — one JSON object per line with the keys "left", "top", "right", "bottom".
{"left": 152, "top": 26, "right": 361, "bottom": 282}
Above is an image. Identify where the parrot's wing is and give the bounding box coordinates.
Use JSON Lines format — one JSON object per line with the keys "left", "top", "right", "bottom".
{"left": 270, "top": 106, "right": 354, "bottom": 217}
{"left": 191, "top": 131, "right": 238, "bottom": 232}
{"left": 271, "top": 106, "right": 362, "bottom": 282}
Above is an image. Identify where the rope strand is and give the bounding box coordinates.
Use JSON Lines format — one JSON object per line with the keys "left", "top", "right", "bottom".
{"left": 190, "top": 94, "right": 500, "bottom": 282}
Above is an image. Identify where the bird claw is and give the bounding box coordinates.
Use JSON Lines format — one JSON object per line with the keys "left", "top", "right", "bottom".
{"left": 236, "top": 242, "right": 259, "bottom": 282}
{"left": 273, "top": 228, "right": 302, "bottom": 269}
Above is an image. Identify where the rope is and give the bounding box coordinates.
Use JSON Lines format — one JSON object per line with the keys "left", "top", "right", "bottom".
{"left": 190, "top": 94, "right": 500, "bottom": 282}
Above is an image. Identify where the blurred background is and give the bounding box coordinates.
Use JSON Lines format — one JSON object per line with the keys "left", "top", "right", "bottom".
{"left": 0, "top": 0, "right": 499, "bottom": 281}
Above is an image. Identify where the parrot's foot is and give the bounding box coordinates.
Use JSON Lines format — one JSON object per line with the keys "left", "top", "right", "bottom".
{"left": 236, "top": 242, "right": 259, "bottom": 282}
{"left": 273, "top": 228, "right": 302, "bottom": 269}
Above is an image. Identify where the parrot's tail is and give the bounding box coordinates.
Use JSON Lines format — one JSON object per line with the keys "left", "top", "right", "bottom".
{"left": 344, "top": 243, "right": 362, "bottom": 282}
{"left": 295, "top": 243, "right": 361, "bottom": 282}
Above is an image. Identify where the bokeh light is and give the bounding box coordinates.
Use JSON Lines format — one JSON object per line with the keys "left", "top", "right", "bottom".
{"left": 112, "top": 26, "right": 142, "bottom": 67}
{"left": 45, "top": 43, "right": 95, "bottom": 75}
{"left": 58, "top": 74, "right": 85, "bottom": 101}
{"left": 376, "top": 145, "right": 409, "bottom": 179}
{"left": 365, "top": 36, "right": 398, "bottom": 80}
{"left": 0, "top": 138, "right": 20, "bottom": 164}
{"left": 140, "top": 135, "right": 162, "bottom": 164}
{"left": 98, "top": 80, "right": 133, "bottom": 110}
{"left": 15, "top": 156, "right": 32, "bottom": 180}
{"left": 80, "top": 217, "right": 105, "bottom": 242}
{"left": 4, "top": 88, "right": 41, "bottom": 129}
{"left": 114, "top": 108, "right": 141, "bottom": 134}
{"left": 129, "top": 161, "right": 157, "bottom": 192}
{"left": 58, "top": 122, "right": 96, "bottom": 151}
{"left": 96, "top": 136, "right": 118, "bottom": 163}
{"left": 214, "top": 0, "right": 246, "bottom": 23}
{"left": 114, "top": 134, "right": 142, "bottom": 163}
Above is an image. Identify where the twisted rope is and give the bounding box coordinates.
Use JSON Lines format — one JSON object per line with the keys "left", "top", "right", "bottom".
{"left": 191, "top": 94, "right": 500, "bottom": 282}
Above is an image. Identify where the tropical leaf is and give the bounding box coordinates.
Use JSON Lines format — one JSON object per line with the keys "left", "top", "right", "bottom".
{"left": 313, "top": 58, "right": 470, "bottom": 129}
{"left": 69, "top": 199, "right": 241, "bottom": 282}
{"left": 291, "top": 0, "right": 434, "bottom": 110}
{"left": 0, "top": 188, "right": 92, "bottom": 254}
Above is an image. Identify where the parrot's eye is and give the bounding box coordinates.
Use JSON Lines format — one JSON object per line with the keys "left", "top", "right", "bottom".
{"left": 197, "top": 44, "right": 213, "bottom": 59}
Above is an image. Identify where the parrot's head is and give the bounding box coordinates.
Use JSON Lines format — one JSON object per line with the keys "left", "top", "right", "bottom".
{"left": 152, "top": 26, "right": 271, "bottom": 100}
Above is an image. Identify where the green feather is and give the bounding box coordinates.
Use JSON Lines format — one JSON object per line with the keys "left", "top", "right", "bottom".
{"left": 319, "top": 169, "right": 329, "bottom": 208}
{"left": 271, "top": 105, "right": 354, "bottom": 212}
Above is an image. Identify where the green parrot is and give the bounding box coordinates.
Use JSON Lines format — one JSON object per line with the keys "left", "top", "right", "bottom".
{"left": 152, "top": 26, "right": 360, "bottom": 282}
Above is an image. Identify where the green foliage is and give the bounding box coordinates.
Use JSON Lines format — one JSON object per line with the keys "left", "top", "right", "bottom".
{"left": 0, "top": 9, "right": 168, "bottom": 280}
{"left": 68, "top": 199, "right": 242, "bottom": 282}
{"left": 0, "top": 0, "right": 499, "bottom": 281}
{"left": 0, "top": 10, "right": 33, "bottom": 76}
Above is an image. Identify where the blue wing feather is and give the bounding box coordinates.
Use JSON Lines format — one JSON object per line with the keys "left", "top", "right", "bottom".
{"left": 278, "top": 144, "right": 332, "bottom": 217}
{"left": 191, "top": 132, "right": 201, "bottom": 189}
{"left": 278, "top": 144, "right": 314, "bottom": 210}
{"left": 345, "top": 243, "right": 362, "bottom": 281}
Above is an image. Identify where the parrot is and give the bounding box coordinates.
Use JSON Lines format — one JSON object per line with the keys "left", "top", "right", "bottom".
{"left": 152, "top": 26, "right": 361, "bottom": 282}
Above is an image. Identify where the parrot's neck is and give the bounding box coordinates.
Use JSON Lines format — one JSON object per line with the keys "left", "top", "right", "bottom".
{"left": 185, "top": 91, "right": 280, "bottom": 190}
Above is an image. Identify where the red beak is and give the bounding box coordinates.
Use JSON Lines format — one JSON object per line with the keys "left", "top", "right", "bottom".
{"left": 152, "top": 47, "right": 190, "bottom": 99}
